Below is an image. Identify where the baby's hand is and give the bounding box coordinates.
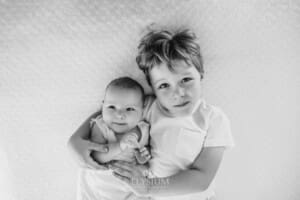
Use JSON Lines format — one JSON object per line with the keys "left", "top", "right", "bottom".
{"left": 120, "top": 133, "right": 140, "bottom": 150}
{"left": 135, "top": 147, "right": 151, "bottom": 164}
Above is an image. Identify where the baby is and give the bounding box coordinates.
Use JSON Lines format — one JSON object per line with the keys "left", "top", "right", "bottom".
{"left": 76, "top": 77, "right": 151, "bottom": 200}
{"left": 90, "top": 76, "right": 151, "bottom": 166}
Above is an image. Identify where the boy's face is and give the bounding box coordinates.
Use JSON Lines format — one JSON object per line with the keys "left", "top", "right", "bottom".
{"left": 150, "top": 60, "right": 202, "bottom": 117}
{"left": 102, "top": 86, "right": 143, "bottom": 134}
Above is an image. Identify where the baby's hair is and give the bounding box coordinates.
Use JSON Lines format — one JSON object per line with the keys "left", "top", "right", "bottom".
{"left": 136, "top": 28, "right": 204, "bottom": 86}
{"left": 106, "top": 77, "right": 145, "bottom": 101}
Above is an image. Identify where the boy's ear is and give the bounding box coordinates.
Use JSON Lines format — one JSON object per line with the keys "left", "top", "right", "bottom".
{"left": 100, "top": 100, "right": 104, "bottom": 109}
{"left": 200, "top": 74, "right": 204, "bottom": 80}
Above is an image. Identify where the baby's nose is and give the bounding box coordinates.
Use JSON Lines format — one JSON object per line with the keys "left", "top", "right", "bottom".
{"left": 116, "top": 110, "right": 126, "bottom": 119}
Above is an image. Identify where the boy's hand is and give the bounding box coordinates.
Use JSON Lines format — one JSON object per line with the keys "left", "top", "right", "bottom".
{"left": 135, "top": 147, "right": 151, "bottom": 164}
{"left": 68, "top": 136, "right": 108, "bottom": 170}
{"left": 110, "top": 161, "right": 150, "bottom": 195}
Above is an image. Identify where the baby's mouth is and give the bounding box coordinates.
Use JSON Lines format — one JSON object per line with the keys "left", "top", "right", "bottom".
{"left": 112, "top": 122, "right": 127, "bottom": 126}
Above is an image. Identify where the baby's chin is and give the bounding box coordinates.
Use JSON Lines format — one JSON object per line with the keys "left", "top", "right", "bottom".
{"left": 111, "top": 126, "right": 134, "bottom": 134}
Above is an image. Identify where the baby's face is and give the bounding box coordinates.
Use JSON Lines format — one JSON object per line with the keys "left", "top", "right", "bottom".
{"left": 102, "top": 86, "right": 143, "bottom": 134}
{"left": 150, "top": 60, "right": 202, "bottom": 117}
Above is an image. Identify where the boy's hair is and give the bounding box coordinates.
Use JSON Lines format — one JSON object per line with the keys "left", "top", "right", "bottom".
{"left": 136, "top": 29, "right": 204, "bottom": 86}
{"left": 106, "top": 77, "right": 144, "bottom": 101}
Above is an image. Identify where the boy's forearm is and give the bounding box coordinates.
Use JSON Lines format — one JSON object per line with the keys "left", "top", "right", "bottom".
{"left": 147, "top": 169, "right": 210, "bottom": 197}
{"left": 70, "top": 111, "right": 101, "bottom": 140}
{"left": 92, "top": 142, "right": 122, "bottom": 163}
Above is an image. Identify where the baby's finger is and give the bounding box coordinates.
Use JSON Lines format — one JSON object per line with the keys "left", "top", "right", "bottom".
{"left": 141, "top": 150, "right": 150, "bottom": 157}
{"left": 139, "top": 147, "right": 148, "bottom": 153}
{"left": 140, "top": 152, "right": 148, "bottom": 157}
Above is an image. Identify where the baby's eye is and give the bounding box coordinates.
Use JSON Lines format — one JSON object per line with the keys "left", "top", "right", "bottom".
{"left": 182, "top": 77, "right": 193, "bottom": 83}
{"left": 126, "top": 107, "right": 135, "bottom": 112}
{"left": 158, "top": 83, "right": 169, "bottom": 89}
{"left": 107, "top": 105, "right": 115, "bottom": 109}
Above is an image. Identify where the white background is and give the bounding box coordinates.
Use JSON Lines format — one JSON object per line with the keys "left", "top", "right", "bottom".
{"left": 1, "top": 0, "right": 300, "bottom": 199}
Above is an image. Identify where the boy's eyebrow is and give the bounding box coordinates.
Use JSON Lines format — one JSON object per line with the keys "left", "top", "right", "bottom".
{"left": 153, "top": 78, "right": 166, "bottom": 85}
{"left": 182, "top": 72, "right": 193, "bottom": 76}
{"left": 153, "top": 72, "right": 193, "bottom": 85}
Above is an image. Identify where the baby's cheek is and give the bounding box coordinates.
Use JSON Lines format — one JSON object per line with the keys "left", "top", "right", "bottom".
{"left": 102, "top": 113, "right": 112, "bottom": 124}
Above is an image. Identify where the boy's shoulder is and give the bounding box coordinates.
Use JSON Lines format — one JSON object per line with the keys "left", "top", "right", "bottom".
{"left": 192, "top": 100, "right": 229, "bottom": 130}
{"left": 144, "top": 94, "right": 156, "bottom": 107}
{"left": 143, "top": 95, "right": 156, "bottom": 120}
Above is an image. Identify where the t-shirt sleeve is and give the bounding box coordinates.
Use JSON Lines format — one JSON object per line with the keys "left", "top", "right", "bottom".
{"left": 137, "top": 121, "right": 150, "bottom": 147}
{"left": 142, "top": 95, "right": 156, "bottom": 121}
{"left": 203, "top": 107, "right": 235, "bottom": 148}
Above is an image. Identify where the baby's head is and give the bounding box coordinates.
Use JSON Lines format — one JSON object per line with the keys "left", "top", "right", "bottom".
{"left": 102, "top": 77, "right": 144, "bottom": 134}
{"left": 136, "top": 29, "right": 204, "bottom": 116}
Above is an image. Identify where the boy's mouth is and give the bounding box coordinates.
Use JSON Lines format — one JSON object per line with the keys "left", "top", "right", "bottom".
{"left": 174, "top": 101, "right": 190, "bottom": 108}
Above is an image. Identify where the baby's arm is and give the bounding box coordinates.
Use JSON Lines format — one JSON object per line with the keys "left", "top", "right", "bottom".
{"left": 90, "top": 124, "right": 123, "bottom": 164}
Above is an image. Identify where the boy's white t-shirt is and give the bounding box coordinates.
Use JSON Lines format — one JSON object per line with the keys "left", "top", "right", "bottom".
{"left": 143, "top": 96, "right": 235, "bottom": 200}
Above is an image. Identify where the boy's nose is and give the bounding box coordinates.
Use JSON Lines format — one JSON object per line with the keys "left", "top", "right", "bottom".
{"left": 173, "top": 86, "right": 185, "bottom": 99}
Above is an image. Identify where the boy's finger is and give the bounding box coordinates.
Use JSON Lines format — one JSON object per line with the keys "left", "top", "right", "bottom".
{"left": 88, "top": 142, "right": 108, "bottom": 152}
{"left": 112, "top": 172, "right": 131, "bottom": 184}
{"left": 111, "top": 161, "right": 133, "bottom": 172}
{"left": 86, "top": 157, "right": 108, "bottom": 170}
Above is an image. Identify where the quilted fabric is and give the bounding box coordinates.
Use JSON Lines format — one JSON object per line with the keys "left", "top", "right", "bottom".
{"left": 1, "top": 0, "right": 299, "bottom": 199}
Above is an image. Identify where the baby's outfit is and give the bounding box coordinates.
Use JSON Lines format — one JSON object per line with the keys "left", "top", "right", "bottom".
{"left": 143, "top": 96, "right": 235, "bottom": 200}
{"left": 76, "top": 115, "right": 150, "bottom": 200}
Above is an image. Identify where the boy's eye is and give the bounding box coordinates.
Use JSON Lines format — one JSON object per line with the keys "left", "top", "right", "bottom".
{"left": 182, "top": 77, "right": 193, "bottom": 83}
{"left": 158, "top": 83, "right": 169, "bottom": 89}
{"left": 126, "top": 107, "right": 135, "bottom": 112}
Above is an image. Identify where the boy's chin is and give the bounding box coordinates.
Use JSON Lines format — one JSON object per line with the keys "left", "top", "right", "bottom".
{"left": 169, "top": 107, "right": 193, "bottom": 117}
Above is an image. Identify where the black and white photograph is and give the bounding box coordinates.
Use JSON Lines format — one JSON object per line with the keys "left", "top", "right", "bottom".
{"left": 1, "top": 0, "right": 299, "bottom": 199}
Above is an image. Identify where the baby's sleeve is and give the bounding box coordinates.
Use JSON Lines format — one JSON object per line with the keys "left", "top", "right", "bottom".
{"left": 89, "top": 115, "right": 110, "bottom": 141}
{"left": 203, "top": 107, "right": 235, "bottom": 149}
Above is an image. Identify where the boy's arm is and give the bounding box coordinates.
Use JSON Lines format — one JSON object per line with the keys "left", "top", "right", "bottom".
{"left": 92, "top": 143, "right": 123, "bottom": 164}
{"left": 90, "top": 123, "right": 123, "bottom": 163}
{"left": 147, "top": 146, "right": 225, "bottom": 196}
{"left": 67, "top": 110, "right": 109, "bottom": 169}
{"left": 112, "top": 146, "right": 225, "bottom": 196}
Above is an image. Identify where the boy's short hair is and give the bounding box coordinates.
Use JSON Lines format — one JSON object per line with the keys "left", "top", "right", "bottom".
{"left": 136, "top": 29, "right": 204, "bottom": 86}
{"left": 106, "top": 77, "right": 144, "bottom": 101}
